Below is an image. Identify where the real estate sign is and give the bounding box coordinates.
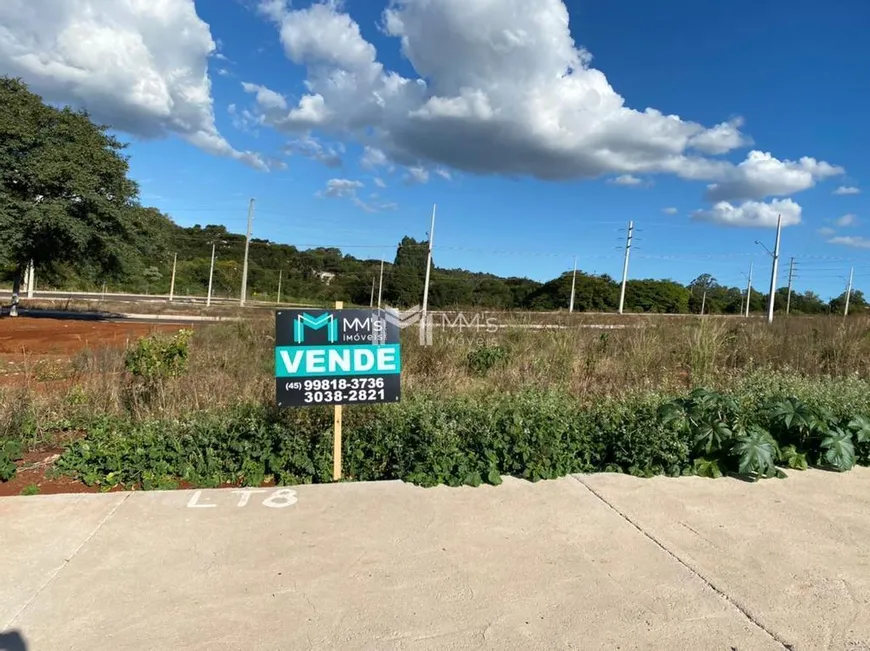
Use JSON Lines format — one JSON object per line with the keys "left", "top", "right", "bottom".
{"left": 275, "top": 309, "right": 401, "bottom": 407}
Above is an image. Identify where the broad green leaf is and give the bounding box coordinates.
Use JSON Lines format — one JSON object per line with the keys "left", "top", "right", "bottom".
{"left": 847, "top": 415, "right": 870, "bottom": 444}
{"left": 693, "top": 457, "right": 723, "bottom": 479}
{"left": 694, "top": 420, "right": 733, "bottom": 455}
{"left": 820, "top": 428, "right": 855, "bottom": 472}
{"left": 779, "top": 445, "right": 808, "bottom": 471}
{"left": 731, "top": 426, "right": 778, "bottom": 478}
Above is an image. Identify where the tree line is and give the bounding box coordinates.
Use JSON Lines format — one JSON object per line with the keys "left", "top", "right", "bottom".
{"left": 0, "top": 77, "right": 863, "bottom": 315}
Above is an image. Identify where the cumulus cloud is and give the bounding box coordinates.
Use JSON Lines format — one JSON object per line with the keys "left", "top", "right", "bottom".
{"left": 817, "top": 226, "right": 836, "bottom": 237}
{"left": 317, "top": 177, "right": 396, "bottom": 212}
{"left": 609, "top": 174, "right": 644, "bottom": 186}
{"left": 835, "top": 213, "right": 858, "bottom": 227}
{"left": 241, "top": 81, "right": 287, "bottom": 110}
{"left": 691, "top": 198, "right": 802, "bottom": 228}
{"left": 320, "top": 178, "right": 363, "bottom": 198}
{"left": 704, "top": 151, "right": 843, "bottom": 202}
{"left": 827, "top": 236, "right": 870, "bottom": 250}
{"left": 834, "top": 186, "right": 861, "bottom": 195}
{"left": 662, "top": 207, "right": 679, "bottom": 215}
{"left": 248, "top": 0, "right": 788, "bottom": 184}
{"left": 283, "top": 133, "right": 343, "bottom": 167}
{"left": 0, "top": 0, "right": 267, "bottom": 170}
{"left": 373, "top": 177, "right": 387, "bottom": 188}
{"left": 435, "top": 168, "right": 452, "bottom": 180}
{"left": 361, "top": 146, "right": 390, "bottom": 170}
{"left": 404, "top": 166, "right": 429, "bottom": 184}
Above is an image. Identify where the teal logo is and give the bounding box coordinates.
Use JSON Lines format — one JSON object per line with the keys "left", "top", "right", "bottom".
{"left": 293, "top": 312, "right": 338, "bottom": 344}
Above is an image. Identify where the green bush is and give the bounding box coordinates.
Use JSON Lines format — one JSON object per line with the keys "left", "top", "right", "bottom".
{"left": 50, "top": 383, "right": 870, "bottom": 490}
{"left": 466, "top": 345, "right": 509, "bottom": 376}
{"left": 0, "top": 439, "right": 22, "bottom": 481}
{"left": 124, "top": 329, "right": 193, "bottom": 384}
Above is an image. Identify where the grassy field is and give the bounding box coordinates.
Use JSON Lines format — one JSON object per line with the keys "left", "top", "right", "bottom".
{"left": 2, "top": 312, "right": 870, "bottom": 490}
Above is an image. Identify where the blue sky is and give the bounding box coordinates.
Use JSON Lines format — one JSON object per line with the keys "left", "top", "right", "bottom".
{"left": 2, "top": 0, "right": 867, "bottom": 299}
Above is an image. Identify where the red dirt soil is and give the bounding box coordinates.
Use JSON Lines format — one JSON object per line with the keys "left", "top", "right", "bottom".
{"left": 0, "top": 317, "right": 186, "bottom": 359}
{"left": 0, "top": 317, "right": 199, "bottom": 496}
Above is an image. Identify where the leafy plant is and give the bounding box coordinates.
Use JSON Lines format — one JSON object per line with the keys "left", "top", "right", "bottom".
{"left": 466, "top": 345, "right": 509, "bottom": 376}
{"left": 0, "top": 439, "right": 22, "bottom": 482}
{"left": 124, "top": 329, "right": 194, "bottom": 382}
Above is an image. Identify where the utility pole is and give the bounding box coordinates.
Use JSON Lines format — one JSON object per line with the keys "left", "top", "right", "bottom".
{"left": 844, "top": 266, "right": 854, "bottom": 317}
{"left": 701, "top": 290, "right": 707, "bottom": 316}
{"left": 618, "top": 220, "right": 634, "bottom": 315}
{"left": 785, "top": 257, "right": 795, "bottom": 316}
{"left": 207, "top": 242, "right": 217, "bottom": 308}
{"left": 26, "top": 260, "right": 35, "bottom": 299}
{"left": 369, "top": 276, "right": 375, "bottom": 308}
{"left": 745, "top": 262, "right": 753, "bottom": 318}
{"left": 568, "top": 256, "right": 577, "bottom": 313}
{"left": 377, "top": 259, "right": 384, "bottom": 310}
{"left": 420, "top": 204, "right": 436, "bottom": 342}
{"left": 240, "top": 198, "right": 255, "bottom": 307}
{"left": 277, "top": 269, "right": 283, "bottom": 305}
{"left": 766, "top": 213, "right": 782, "bottom": 324}
{"left": 169, "top": 253, "right": 177, "bottom": 302}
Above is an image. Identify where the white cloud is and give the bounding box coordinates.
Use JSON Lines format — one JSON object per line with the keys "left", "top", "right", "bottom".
{"left": 704, "top": 151, "right": 843, "bottom": 202}
{"left": 373, "top": 177, "right": 387, "bottom": 188}
{"left": 834, "top": 186, "right": 861, "bottom": 195}
{"left": 691, "top": 198, "right": 802, "bottom": 228}
{"left": 817, "top": 226, "right": 836, "bottom": 237}
{"left": 241, "top": 81, "right": 287, "bottom": 110}
{"left": 827, "top": 236, "right": 870, "bottom": 250}
{"left": 251, "top": 0, "right": 787, "bottom": 184}
{"left": 361, "top": 146, "right": 389, "bottom": 170}
{"left": 320, "top": 178, "right": 363, "bottom": 198}
{"left": 0, "top": 0, "right": 267, "bottom": 170}
{"left": 435, "top": 168, "right": 452, "bottom": 180}
{"left": 284, "top": 133, "right": 343, "bottom": 167}
{"left": 317, "top": 177, "right": 396, "bottom": 212}
{"left": 610, "top": 174, "right": 644, "bottom": 186}
{"left": 217, "top": 67, "right": 231, "bottom": 77}
{"left": 686, "top": 117, "right": 753, "bottom": 155}
{"left": 835, "top": 213, "right": 858, "bottom": 227}
{"left": 662, "top": 207, "right": 679, "bottom": 215}
{"left": 405, "top": 166, "right": 429, "bottom": 184}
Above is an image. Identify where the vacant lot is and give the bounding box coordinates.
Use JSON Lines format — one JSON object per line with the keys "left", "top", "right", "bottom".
{"left": 2, "top": 311, "right": 870, "bottom": 494}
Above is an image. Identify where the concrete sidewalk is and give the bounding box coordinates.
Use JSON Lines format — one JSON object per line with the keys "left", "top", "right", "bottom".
{"left": 2, "top": 471, "right": 869, "bottom": 650}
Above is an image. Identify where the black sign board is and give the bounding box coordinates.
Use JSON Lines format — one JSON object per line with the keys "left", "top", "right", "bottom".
{"left": 275, "top": 309, "right": 401, "bottom": 407}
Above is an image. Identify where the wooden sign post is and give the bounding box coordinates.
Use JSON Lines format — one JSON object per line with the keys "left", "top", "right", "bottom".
{"left": 274, "top": 301, "right": 401, "bottom": 483}
{"left": 333, "top": 301, "right": 343, "bottom": 481}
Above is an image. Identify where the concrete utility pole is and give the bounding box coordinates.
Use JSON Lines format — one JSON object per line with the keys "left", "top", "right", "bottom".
{"left": 377, "top": 259, "right": 384, "bottom": 310}
{"left": 766, "top": 213, "right": 782, "bottom": 324}
{"left": 169, "top": 253, "right": 177, "bottom": 302}
{"left": 618, "top": 220, "right": 634, "bottom": 315}
{"left": 745, "top": 261, "right": 753, "bottom": 318}
{"left": 845, "top": 266, "right": 854, "bottom": 316}
{"left": 369, "top": 276, "right": 375, "bottom": 308}
{"left": 568, "top": 256, "right": 577, "bottom": 313}
{"left": 785, "top": 257, "right": 795, "bottom": 316}
{"left": 207, "top": 242, "right": 217, "bottom": 308}
{"left": 277, "top": 270, "right": 283, "bottom": 305}
{"left": 240, "top": 198, "right": 255, "bottom": 307}
{"left": 26, "top": 260, "right": 35, "bottom": 299}
{"left": 700, "top": 290, "right": 707, "bottom": 316}
{"left": 420, "top": 204, "right": 436, "bottom": 342}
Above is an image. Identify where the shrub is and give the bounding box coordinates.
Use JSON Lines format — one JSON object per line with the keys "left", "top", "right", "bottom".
{"left": 466, "top": 345, "right": 509, "bottom": 376}
{"left": 124, "top": 329, "right": 193, "bottom": 384}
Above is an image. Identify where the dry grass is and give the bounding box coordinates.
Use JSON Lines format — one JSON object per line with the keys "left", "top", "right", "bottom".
{"left": 3, "top": 312, "right": 870, "bottom": 442}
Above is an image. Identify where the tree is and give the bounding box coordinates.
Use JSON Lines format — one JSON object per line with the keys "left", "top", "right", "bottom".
{"left": 830, "top": 289, "right": 867, "bottom": 315}
{"left": 0, "top": 77, "right": 143, "bottom": 315}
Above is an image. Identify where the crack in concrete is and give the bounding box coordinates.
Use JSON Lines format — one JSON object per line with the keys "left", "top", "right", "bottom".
{"left": 5, "top": 493, "right": 131, "bottom": 628}
{"left": 571, "top": 476, "right": 793, "bottom": 651}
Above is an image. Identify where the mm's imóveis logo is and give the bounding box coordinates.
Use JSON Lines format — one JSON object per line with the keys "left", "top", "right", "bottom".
{"left": 292, "top": 312, "right": 338, "bottom": 344}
